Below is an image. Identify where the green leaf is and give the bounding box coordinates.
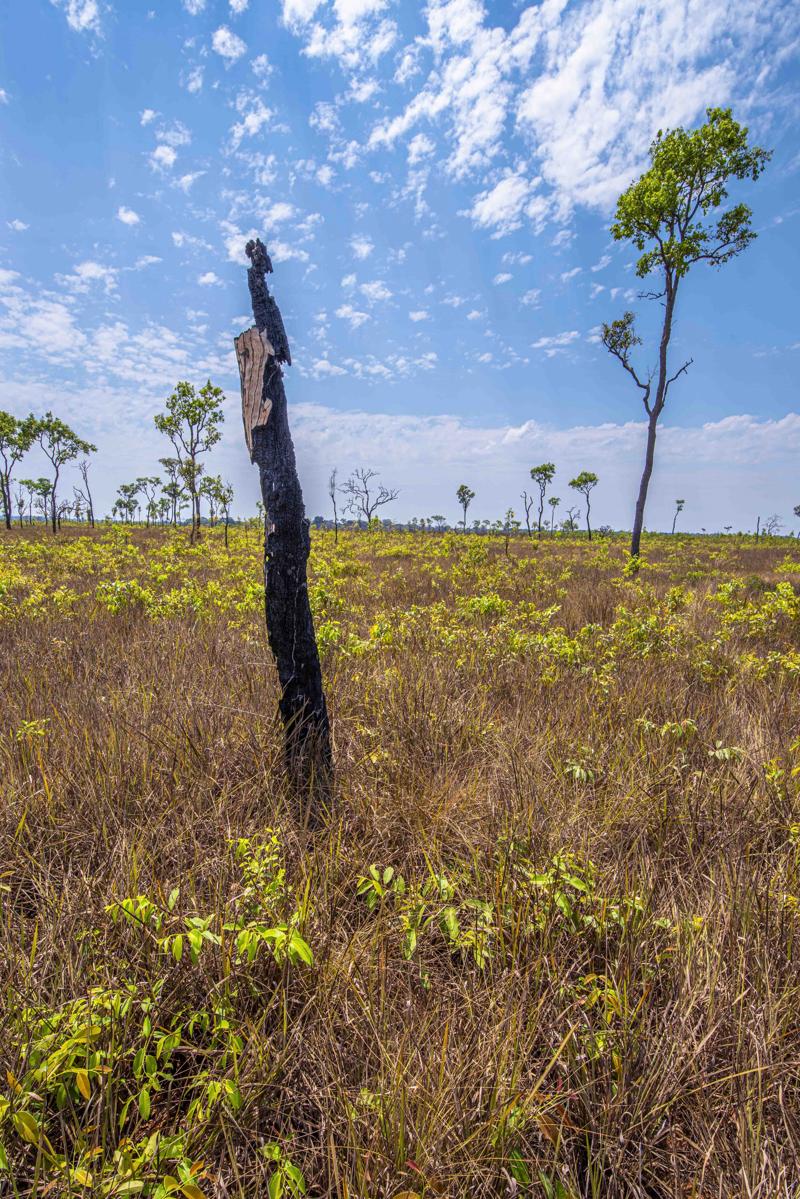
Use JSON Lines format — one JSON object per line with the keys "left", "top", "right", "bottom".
{"left": 138, "top": 1087, "right": 151, "bottom": 1120}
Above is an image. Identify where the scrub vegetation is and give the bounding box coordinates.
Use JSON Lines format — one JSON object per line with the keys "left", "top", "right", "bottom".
{"left": 2, "top": 523, "right": 800, "bottom": 1197}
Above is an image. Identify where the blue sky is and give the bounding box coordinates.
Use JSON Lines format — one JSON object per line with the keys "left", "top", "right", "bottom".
{"left": 0, "top": 0, "right": 798, "bottom": 531}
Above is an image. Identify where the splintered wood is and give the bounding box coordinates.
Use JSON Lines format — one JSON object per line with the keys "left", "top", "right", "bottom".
{"left": 235, "top": 325, "right": 275, "bottom": 458}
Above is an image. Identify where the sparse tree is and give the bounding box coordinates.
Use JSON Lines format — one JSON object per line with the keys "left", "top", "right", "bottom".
{"left": 14, "top": 484, "right": 26, "bottom": 527}
{"left": 671, "top": 498, "right": 685, "bottom": 535}
{"left": 154, "top": 380, "right": 225, "bottom": 542}
{"left": 456, "top": 483, "right": 475, "bottom": 532}
{"left": 343, "top": 467, "right": 399, "bottom": 526}
{"left": 21, "top": 477, "right": 52, "bottom": 525}
{"left": 530, "top": 463, "right": 556, "bottom": 538}
{"left": 503, "top": 507, "right": 520, "bottom": 558}
{"left": 136, "top": 477, "right": 161, "bottom": 528}
{"left": 76, "top": 459, "right": 95, "bottom": 528}
{"left": 520, "top": 490, "right": 534, "bottom": 537}
{"left": 763, "top": 514, "right": 783, "bottom": 537}
{"left": 328, "top": 469, "right": 340, "bottom": 543}
{"left": 431, "top": 514, "right": 446, "bottom": 532}
{"left": 159, "top": 457, "right": 183, "bottom": 526}
{"left": 602, "top": 108, "right": 770, "bottom": 559}
{"left": 569, "top": 471, "right": 598, "bottom": 540}
{"left": 0, "top": 411, "right": 36, "bottom": 530}
{"left": 30, "top": 412, "right": 96, "bottom": 534}
{"left": 563, "top": 506, "right": 580, "bottom": 533}
{"left": 548, "top": 495, "right": 560, "bottom": 534}
{"left": 115, "top": 482, "right": 140, "bottom": 523}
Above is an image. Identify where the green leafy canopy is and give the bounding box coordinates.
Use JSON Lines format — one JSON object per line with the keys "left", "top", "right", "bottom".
{"left": 611, "top": 107, "right": 771, "bottom": 280}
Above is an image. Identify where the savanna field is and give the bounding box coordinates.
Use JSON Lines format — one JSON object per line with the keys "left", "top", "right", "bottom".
{"left": 2, "top": 524, "right": 800, "bottom": 1199}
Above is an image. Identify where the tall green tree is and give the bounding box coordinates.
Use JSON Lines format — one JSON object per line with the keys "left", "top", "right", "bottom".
{"left": 602, "top": 108, "right": 770, "bottom": 559}
{"left": 154, "top": 381, "right": 224, "bottom": 542}
{"left": 32, "top": 412, "right": 96, "bottom": 533}
{"left": 0, "top": 411, "right": 36, "bottom": 530}
{"left": 456, "top": 483, "right": 475, "bottom": 532}
{"left": 569, "top": 471, "right": 598, "bottom": 540}
{"left": 529, "top": 463, "right": 555, "bottom": 538}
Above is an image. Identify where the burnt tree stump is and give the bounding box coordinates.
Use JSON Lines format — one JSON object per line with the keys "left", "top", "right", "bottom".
{"left": 235, "top": 237, "right": 332, "bottom": 818}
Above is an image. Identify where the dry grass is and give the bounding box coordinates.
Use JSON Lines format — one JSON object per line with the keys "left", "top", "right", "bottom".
{"left": 1, "top": 524, "right": 799, "bottom": 1198}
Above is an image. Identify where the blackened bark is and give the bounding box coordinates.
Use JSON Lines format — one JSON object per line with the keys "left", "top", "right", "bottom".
{"left": 240, "top": 239, "right": 332, "bottom": 816}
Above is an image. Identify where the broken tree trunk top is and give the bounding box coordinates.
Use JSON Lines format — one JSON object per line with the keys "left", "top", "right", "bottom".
{"left": 235, "top": 325, "right": 274, "bottom": 460}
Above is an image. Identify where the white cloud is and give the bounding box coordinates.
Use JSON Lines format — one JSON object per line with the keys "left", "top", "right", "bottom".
{"left": 350, "top": 235, "right": 374, "bottom": 260}
{"left": 117, "top": 206, "right": 140, "bottom": 226}
{"left": 198, "top": 271, "right": 223, "bottom": 286}
{"left": 521, "top": 288, "right": 541, "bottom": 306}
{"left": 309, "top": 356, "right": 347, "bottom": 377}
{"left": 175, "top": 171, "right": 205, "bottom": 193}
{"left": 360, "top": 280, "right": 392, "bottom": 302}
{"left": 591, "top": 254, "right": 612, "bottom": 272}
{"left": 150, "top": 144, "right": 177, "bottom": 171}
{"left": 140, "top": 109, "right": 157, "bottom": 126}
{"left": 560, "top": 267, "right": 582, "bottom": 283}
{"left": 7, "top": 219, "right": 28, "bottom": 231}
{"left": 252, "top": 53, "right": 271, "bottom": 78}
{"left": 468, "top": 173, "right": 545, "bottom": 237}
{"left": 341, "top": 273, "right": 356, "bottom": 288}
{"left": 56, "top": 260, "right": 118, "bottom": 294}
{"left": 335, "top": 303, "right": 370, "bottom": 328}
{"left": 0, "top": 89, "right": 9, "bottom": 105}
{"left": 134, "top": 256, "right": 161, "bottom": 269}
{"left": 270, "top": 240, "right": 310, "bottom": 263}
{"left": 50, "top": 0, "right": 100, "bottom": 35}
{"left": 317, "top": 164, "right": 335, "bottom": 187}
{"left": 230, "top": 98, "right": 272, "bottom": 148}
{"left": 212, "top": 26, "right": 247, "bottom": 62}
{"left": 157, "top": 121, "right": 191, "bottom": 148}
{"left": 407, "top": 132, "right": 435, "bottom": 164}
{"left": 409, "top": 309, "right": 429, "bottom": 321}
{"left": 230, "top": 0, "right": 249, "bottom": 11}
{"left": 466, "top": 309, "right": 484, "bottom": 320}
{"left": 282, "top": 0, "right": 325, "bottom": 26}
{"left": 186, "top": 66, "right": 204, "bottom": 93}
{"left": 532, "top": 330, "right": 580, "bottom": 356}
{"left": 493, "top": 272, "right": 512, "bottom": 285}
{"left": 183, "top": 0, "right": 206, "bottom": 13}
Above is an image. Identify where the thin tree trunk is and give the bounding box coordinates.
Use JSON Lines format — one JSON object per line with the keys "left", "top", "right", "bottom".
{"left": 1, "top": 475, "right": 10, "bottom": 530}
{"left": 631, "top": 412, "right": 657, "bottom": 557}
{"left": 236, "top": 238, "right": 332, "bottom": 818}
{"left": 630, "top": 281, "right": 678, "bottom": 559}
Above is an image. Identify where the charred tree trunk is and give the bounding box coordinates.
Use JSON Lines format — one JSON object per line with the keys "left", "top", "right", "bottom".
{"left": 236, "top": 238, "right": 332, "bottom": 818}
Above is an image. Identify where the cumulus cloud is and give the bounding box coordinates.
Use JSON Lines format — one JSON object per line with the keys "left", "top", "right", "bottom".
{"left": 117, "top": 206, "right": 140, "bottom": 226}
{"left": 409, "top": 309, "right": 429, "bottom": 321}
{"left": 198, "top": 271, "right": 223, "bottom": 285}
{"left": 7, "top": 219, "right": 28, "bottom": 231}
{"left": 140, "top": 108, "right": 157, "bottom": 126}
{"left": 360, "top": 280, "right": 392, "bottom": 302}
{"left": 335, "top": 303, "right": 370, "bottom": 328}
{"left": 150, "top": 144, "right": 177, "bottom": 171}
{"left": 50, "top": 0, "right": 100, "bottom": 35}
{"left": 56, "top": 260, "right": 118, "bottom": 294}
{"left": 493, "top": 272, "right": 512, "bottom": 285}
{"left": 350, "top": 235, "right": 374, "bottom": 260}
{"left": 185, "top": 66, "right": 204, "bottom": 94}
{"left": 230, "top": 97, "right": 272, "bottom": 148}
{"left": 532, "top": 330, "right": 580, "bottom": 356}
{"left": 212, "top": 26, "right": 247, "bottom": 62}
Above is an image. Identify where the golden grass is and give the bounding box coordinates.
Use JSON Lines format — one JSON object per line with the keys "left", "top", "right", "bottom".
{"left": 1, "top": 525, "right": 799, "bottom": 1198}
